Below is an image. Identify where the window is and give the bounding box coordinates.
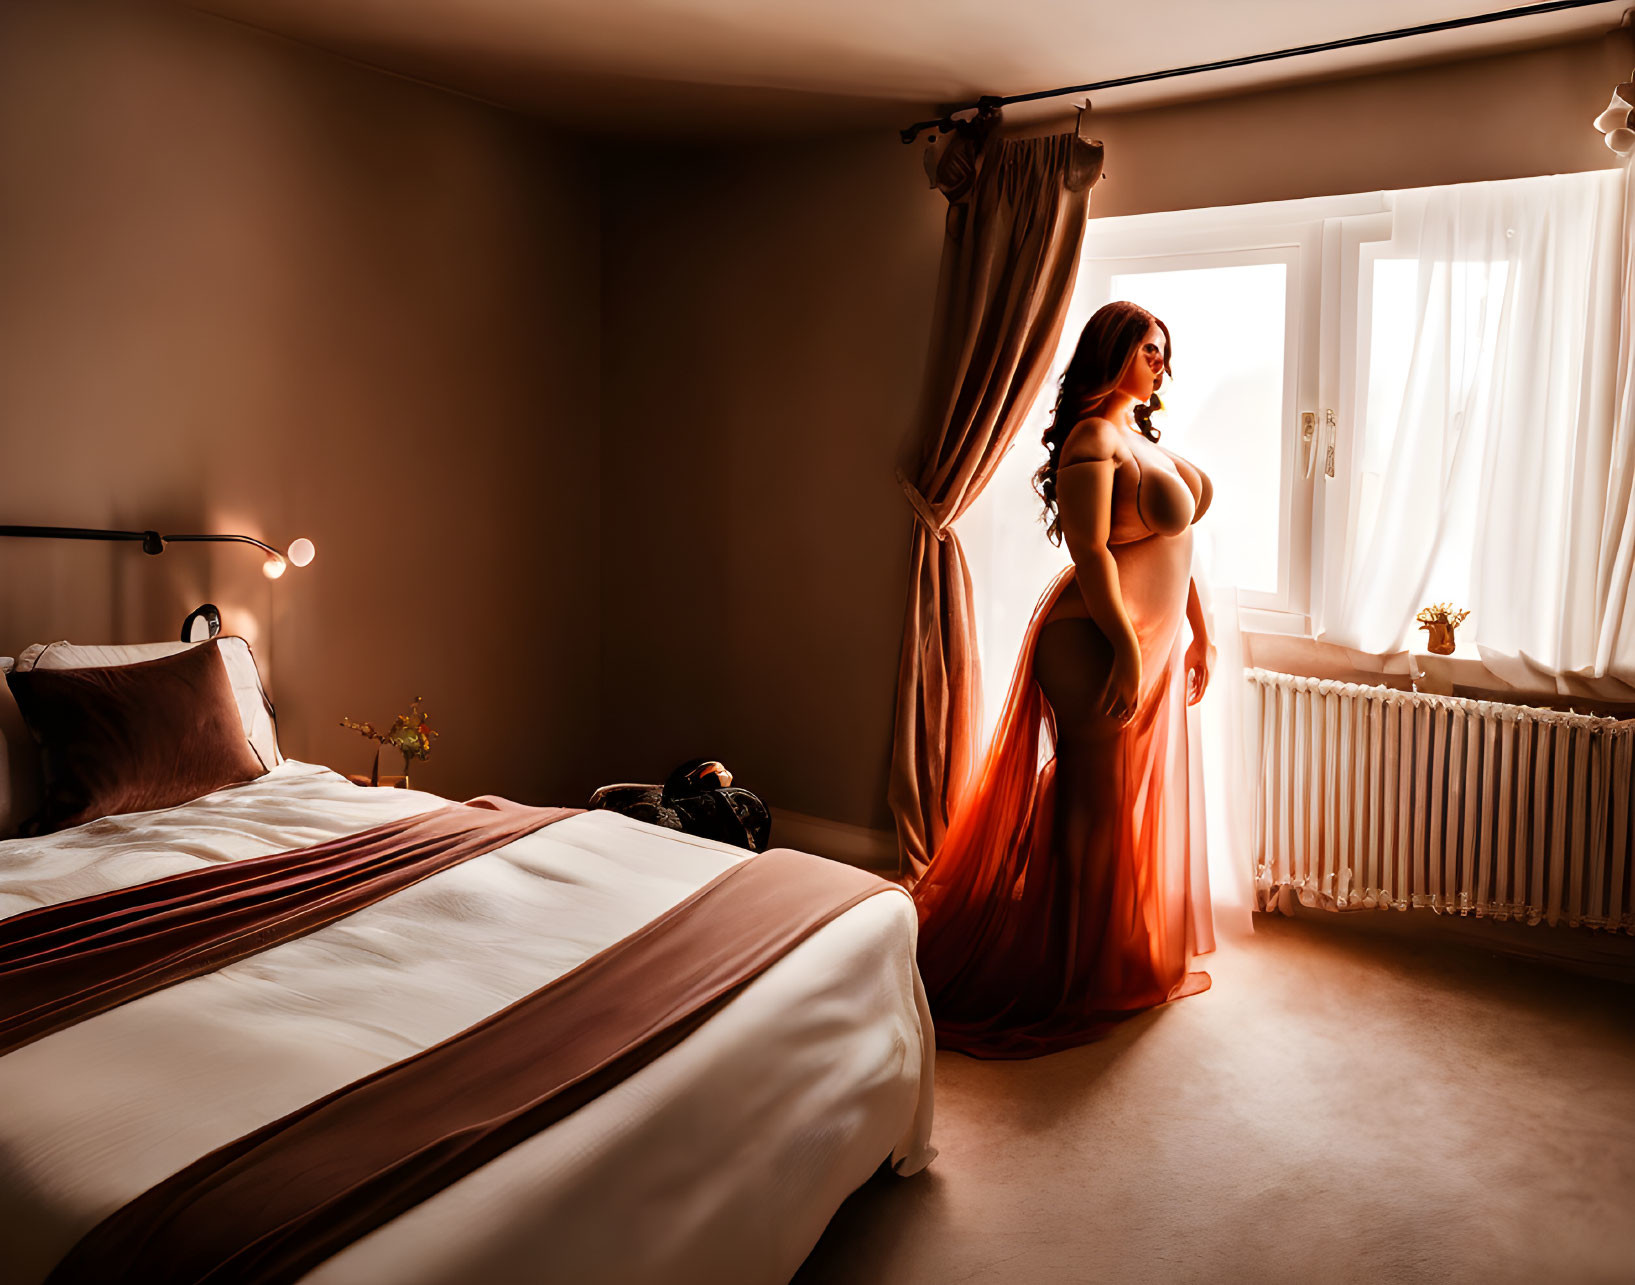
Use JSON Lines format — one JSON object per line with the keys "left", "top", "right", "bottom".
{"left": 957, "top": 179, "right": 1590, "bottom": 745}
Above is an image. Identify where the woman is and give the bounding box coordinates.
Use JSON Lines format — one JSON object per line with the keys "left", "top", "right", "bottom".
{"left": 912, "top": 301, "right": 1217, "bottom": 1059}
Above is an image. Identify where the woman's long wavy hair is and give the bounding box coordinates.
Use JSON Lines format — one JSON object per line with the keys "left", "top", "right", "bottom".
{"left": 1033, "top": 301, "right": 1172, "bottom": 545}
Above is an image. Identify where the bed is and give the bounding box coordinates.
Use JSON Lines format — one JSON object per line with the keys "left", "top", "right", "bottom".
{"left": 0, "top": 639, "right": 936, "bottom": 1285}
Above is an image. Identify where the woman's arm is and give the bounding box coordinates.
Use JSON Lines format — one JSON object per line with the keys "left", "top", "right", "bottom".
{"left": 1184, "top": 576, "right": 1215, "bottom": 705}
{"left": 1058, "top": 463, "right": 1138, "bottom": 656}
{"left": 1186, "top": 576, "right": 1209, "bottom": 647}
{"left": 1056, "top": 456, "right": 1141, "bottom": 721}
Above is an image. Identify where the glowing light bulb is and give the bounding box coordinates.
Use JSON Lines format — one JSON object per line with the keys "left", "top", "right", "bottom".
{"left": 262, "top": 554, "right": 288, "bottom": 580}
{"left": 287, "top": 537, "right": 316, "bottom": 568}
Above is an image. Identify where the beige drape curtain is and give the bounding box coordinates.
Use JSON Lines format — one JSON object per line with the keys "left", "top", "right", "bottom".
{"left": 889, "top": 121, "right": 1104, "bottom": 881}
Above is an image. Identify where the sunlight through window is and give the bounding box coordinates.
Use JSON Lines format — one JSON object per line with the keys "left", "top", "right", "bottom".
{"left": 1108, "top": 264, "right": 1286, "bottom": 596}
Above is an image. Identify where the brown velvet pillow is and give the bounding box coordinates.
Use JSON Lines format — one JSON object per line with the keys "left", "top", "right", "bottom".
{"left": 5, "top": 639, "right": 267, "bottom": 836}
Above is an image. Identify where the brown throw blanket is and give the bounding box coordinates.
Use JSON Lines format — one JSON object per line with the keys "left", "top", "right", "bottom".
{"left": 0, "top": 796, "right": 578, "bottom": 1056}
{"left": 46, "top": 847, "right": 897, "bottom": 1285}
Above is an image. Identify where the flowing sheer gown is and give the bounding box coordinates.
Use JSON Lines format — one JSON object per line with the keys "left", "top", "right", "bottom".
{"left": 912, "top": 432, "right": 1215, "bottom": 1059}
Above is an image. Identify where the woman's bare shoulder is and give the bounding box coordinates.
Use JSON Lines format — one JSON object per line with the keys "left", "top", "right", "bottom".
{"left": 1059, "top": 417, "right": 1127, "bottom": 468}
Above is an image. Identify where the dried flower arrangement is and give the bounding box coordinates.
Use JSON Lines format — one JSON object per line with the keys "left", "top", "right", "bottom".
{"left": 341, "top": 698, "right": 439, "bottom": 786}
{"left": 1415, "top": 603, "right": 1470, "bottom": 656}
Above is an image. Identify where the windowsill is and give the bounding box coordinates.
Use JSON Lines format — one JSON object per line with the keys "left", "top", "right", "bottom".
{"left": 1239, "top": 630, "right": 1635, "bottom": 715}
{"left": 1407, "top": 648, "right": 1486, "bottom": 697}
{"left": 1240, "top": 629, "right": 1413, "bottom": 689}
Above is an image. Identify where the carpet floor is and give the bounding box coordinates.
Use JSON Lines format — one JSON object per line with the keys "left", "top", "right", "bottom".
{"left": 794, "top": 914, "right": 1635, "bottom": 1285}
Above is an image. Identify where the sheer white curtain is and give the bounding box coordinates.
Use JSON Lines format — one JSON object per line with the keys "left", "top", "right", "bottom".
{"left": 1189, "top": 552, "right": 1257, "bottom": 938}
{"left": 1596, "top": 161, "right": 1635, "bottom": 683}
{"left": 1320, "top": 167, "right": 1635, "bottom": 690}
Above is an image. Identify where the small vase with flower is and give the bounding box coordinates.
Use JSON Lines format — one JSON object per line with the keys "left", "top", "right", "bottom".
{"left": 341, "top": 698, "right": 439, "bottom": 788}
{"left": 1415, "top": 603, "right": 1470, "bottom": 657}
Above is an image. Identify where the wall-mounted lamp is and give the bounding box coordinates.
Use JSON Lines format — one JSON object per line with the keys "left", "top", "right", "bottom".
{"left": 0, "top": 525, "right": 316, "bottom": 582}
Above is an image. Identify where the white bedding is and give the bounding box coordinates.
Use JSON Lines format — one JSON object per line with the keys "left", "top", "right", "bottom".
{"left": 0, "top": 761, "right": 936, "bottom": 1285}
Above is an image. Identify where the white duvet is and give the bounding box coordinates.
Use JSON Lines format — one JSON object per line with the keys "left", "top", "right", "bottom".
{"left": 0, "top": 762, "right": 936, "bottom": 1285}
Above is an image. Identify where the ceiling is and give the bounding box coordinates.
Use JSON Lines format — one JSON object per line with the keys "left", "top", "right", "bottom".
{"left": 187, "top": 0, "right": 1635, "bottom": 137}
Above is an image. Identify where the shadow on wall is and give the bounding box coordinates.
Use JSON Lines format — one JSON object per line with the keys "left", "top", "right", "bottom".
{"left": 598, "top": 132, "right": 947, "bottom": 833}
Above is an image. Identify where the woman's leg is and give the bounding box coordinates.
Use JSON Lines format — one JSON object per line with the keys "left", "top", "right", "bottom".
{"left": 1032, "top": 618, "right": 1125, "bottom": 996}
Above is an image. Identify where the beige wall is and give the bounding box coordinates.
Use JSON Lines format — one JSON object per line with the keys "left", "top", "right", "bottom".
{"left": 599, "top": 136, "right": 944, "bottom": 827}
{"left": 1055, "top": 33, "right": 1633, "bottom": 217}
{"left": 602, "top": 32, "right": 1632, "bottom": 833}
{"left": 0, "top": 1, "right": 602, "bottom": 805}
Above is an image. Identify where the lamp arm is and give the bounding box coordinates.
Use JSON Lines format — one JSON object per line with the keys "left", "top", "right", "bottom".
{"left": 161, "top": 533, "right": 284, "bottom": 558}
{"left": 1, "top": 525, "right": 308, "bottom": 575}
{"left": 1, "top": 525, "right": 285, "bottom": 558}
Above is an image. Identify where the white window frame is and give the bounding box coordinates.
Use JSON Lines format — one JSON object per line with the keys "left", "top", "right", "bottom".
{"left": 1313, "top": 210, "right": 1394, "bottom": 633}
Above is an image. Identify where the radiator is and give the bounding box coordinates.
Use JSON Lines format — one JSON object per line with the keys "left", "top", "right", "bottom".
{"left": 1247, "top": 669, "right": 1635, "bottom": 931}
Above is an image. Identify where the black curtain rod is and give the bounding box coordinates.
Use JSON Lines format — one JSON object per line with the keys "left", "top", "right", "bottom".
{"left": 899, "top": 0, "right": 1621, "bottom": 142}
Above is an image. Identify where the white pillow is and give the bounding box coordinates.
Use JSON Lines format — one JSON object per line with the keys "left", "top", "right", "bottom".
{"left": 10, "top": 637, "right": 281, "bottom": 773}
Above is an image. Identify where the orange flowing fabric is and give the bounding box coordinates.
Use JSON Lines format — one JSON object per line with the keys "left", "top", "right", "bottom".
{"left": 912, "top": 564, "right": 1214, "bottom": 1059}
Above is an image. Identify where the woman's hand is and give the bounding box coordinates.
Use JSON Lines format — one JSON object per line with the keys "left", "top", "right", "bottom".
{"left": 1102, "top": 643, "right": 1142, "bottom": 725}
{"left": 1185, "top": 634, "right": 1216, "bottom": 706}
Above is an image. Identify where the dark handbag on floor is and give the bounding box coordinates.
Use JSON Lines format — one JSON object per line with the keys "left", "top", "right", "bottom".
{"left": 588, "top": 759, "right": 772, "bottom": 853}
